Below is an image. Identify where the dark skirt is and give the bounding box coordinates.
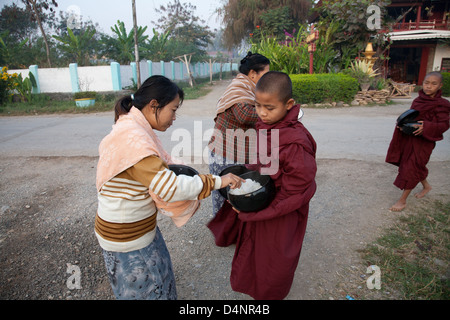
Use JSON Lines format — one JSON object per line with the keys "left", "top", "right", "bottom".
{"left": 102, "top": 227, "right": 177, "bottom": 300}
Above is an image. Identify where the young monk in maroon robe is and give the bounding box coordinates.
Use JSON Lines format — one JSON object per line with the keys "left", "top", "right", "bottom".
{"left": 386, "top": 72, "right": 450, "bottom": 211}
{"left": 208, "top": 71, "right": 317, "bottom": 300}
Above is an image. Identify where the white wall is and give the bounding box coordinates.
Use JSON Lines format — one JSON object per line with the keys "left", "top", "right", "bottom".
{"left": 6, "top": 61, "right": 238, "bottom": 94}
{"left": 432, "top": 44, "right": 450, "bottom": 71}
{"left": 77, "top": 66, "right": 113, "bottom": 92}
{"left": 38, "top": 67, "right": 72, "bottom": 93}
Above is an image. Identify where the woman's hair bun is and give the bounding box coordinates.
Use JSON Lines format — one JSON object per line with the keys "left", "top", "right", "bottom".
{"left": 238, "top": 52, "right": 270, "bottom": 76}
{"left": 240, "top": 51, "right": 253, "bottom": 65}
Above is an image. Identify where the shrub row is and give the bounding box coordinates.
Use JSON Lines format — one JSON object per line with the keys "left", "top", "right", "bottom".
{"left": 442, "top": 72, "right": 450, "bottom": 97}
{"left": 290, "top": 73, "right": 359, "bottom": 104}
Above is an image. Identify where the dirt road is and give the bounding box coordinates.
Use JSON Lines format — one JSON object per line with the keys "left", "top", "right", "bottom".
{"left": 0, "top": 80, "right": 449, "bottom": 300}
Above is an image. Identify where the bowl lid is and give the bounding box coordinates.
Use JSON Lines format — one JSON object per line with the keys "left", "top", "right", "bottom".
{"left": 397, "top": 109, "right": 419, "bottom": 126}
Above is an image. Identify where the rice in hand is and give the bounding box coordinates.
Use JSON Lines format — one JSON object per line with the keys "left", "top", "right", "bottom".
{"left": 229, "top": 179, "right": 262, "bottom": 195}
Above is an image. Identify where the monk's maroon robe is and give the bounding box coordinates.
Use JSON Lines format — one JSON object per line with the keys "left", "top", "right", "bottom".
{"left": 386, "top": 89, "right": 450, "bottom": 190}
{"left": 208, "top": 105, "right": 317, "bottom": 300}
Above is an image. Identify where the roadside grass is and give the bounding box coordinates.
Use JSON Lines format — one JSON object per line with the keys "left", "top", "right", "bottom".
{"left": 0, "top": 94, "right": 116, "bottom": 115}
{"left": 0, "top": 76, "right": 223, "bottom": 116}
{"left": 362, "top": 200, "right": 450, "bottom": 299}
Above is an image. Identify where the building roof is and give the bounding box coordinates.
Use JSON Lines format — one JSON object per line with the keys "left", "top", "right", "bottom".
{"left": 387, "top": 29, "right": 450, "bottom": 41}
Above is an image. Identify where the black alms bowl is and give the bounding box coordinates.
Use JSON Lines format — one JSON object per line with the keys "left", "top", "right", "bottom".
{"left": 397, "top": 109, "right": 419, "bottom": 127}
{"left": 168, "top": 164, "right": 199, "bottom": 176}
{"left": 218, "top": 165, "right": 251, "bottom": 199}
{"left": 226, "top": 171, "right": 276, "bottom": 213}
{"left": 401, "top": 122, "right": 420, "bottom": 135}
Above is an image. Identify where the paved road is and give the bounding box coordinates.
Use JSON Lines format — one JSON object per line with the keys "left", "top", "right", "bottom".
{"left": 1, "top": 88, "right": 448, "bottom": 163}
{"left": 1, "top": 81, "right": 449, "bottom": 301}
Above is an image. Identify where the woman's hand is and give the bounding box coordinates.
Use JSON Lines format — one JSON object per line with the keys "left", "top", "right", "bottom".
{"left": 413, "top": 121, "right": 424, "bottom": 136}
{"left": 220, "top": 173, "right": 245, "bottom": 189}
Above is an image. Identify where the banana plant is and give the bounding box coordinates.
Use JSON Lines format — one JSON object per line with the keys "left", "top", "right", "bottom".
{"left": 110, "top": 20, "right": 148, "bottom": 64}
{"left": 53, "top": 27, "right": 96, "bottom": 66}
{"left": 0, "top": 32, "right": 29, "bottom": 68}
{"left": 12, "top": 72, "right": 37, "bottom": 102}
{"left": 145, "top": 28, "right": 170, "bottom": 61}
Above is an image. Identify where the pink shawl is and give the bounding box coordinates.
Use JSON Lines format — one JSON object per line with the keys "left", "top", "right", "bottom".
{"left": 96, "top": 106, "right": 199, "bottom": 227}
{"left": 215, "top": 73, "right": 256, "bottom": 117}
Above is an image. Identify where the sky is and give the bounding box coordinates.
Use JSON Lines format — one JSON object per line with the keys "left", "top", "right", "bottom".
{"left": 0, "top": 0, "right": 224, "bottom": 35}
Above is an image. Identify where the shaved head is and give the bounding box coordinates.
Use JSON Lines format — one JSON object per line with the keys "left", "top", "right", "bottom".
{"left": 425, "top": 71, "right": 443, "bottom": 83}
{"left": 256, "top": 71, "right": 293, "bottom": 104}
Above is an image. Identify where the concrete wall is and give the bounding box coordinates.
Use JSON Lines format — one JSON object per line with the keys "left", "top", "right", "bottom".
{"left": 7, "top": 60, "right": 238, "bottom": 94}
{"left": 77, "top": 66, "right": 113, "bottom": 92}
{"left": 432, "top": 43, "right": 450, "bottom": 71}
{"left": 38, "top": 67, "right": 73, "bottom": 93}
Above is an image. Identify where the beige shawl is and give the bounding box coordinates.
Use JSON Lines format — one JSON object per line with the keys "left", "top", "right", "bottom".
{"left": 96, "top": 106, "right": 199, "bottom": 227}
{"left": 215, "top": 73, "right": 256, "bottom": 118}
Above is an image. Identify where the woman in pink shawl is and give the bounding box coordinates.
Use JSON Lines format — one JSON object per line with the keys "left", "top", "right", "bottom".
{"left": 96, "top": 76, "right": 243, "bottom": 299}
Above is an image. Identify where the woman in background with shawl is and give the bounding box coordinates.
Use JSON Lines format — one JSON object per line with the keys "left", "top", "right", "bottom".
{"left": 208, "top": 52, "right": 270, "bottom": 215}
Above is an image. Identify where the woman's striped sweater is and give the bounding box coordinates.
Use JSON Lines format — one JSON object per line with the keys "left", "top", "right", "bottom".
{"left": 95, "top": 155, "right": 221, "bottom": 252}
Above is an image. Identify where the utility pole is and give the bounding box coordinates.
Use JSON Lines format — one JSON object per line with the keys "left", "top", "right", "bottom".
{"left": 132, "top": 0, "right": 141, "bottom": 88}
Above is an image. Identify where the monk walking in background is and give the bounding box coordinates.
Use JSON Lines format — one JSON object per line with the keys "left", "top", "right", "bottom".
{"left": 386, "top": 72, "right": 450, "bottom": 212}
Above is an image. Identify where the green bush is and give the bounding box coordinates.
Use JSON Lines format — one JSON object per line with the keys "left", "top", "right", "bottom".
{"left": 442, "top": 72, "right": 450, "bottom": 97}
{"left": 73, "top": 91, "right": 97, "bottom": 99}
{"left": 290, "top": 73, "right": 359, "bottom": 104}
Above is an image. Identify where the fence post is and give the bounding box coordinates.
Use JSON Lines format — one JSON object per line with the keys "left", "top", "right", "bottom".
{"left": 179, "top": 61, "right": 184, "bottom": 80}
{"left": 131, "top": 62, "right": 137, "bottom": 85}
{"left": 69, "top": 63, "right": 80, "bottom": 93}
{"left": 29, "top": 65, "right": 40, "bottom": 94}
{"left": 110, "top": 62, "right": 121, "bottom": 91}
{"left": 170, "top": 61, "right": 175, "bottom": 80}
{"left": 148, "top": 60, "right": 153, "bottom": 77}
{"left": 160, "top": 61, "right": 165, "bottom": 76}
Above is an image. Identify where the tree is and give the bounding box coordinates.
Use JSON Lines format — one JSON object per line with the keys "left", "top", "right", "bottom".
{"left": 108, "top": 20, "right": 148, "bottom": 64}
{"left": 250, "top": 6, "right": 297, "bottom": 43}
{"left": 21, "top": 0, "right": 58, "bottom": 67}
{"left": 0, "top": 3, "right": 37, "bottom": 43}
{"left": 314, "top": 0, "right": 391, "bottom": 48}
{"left": 218, "top": 0, "right": 311, "bottom": 48}
{"left": 314, "top": 0, "right": 392, "bottom": 72}
{"left": 0, "top": 3, "right": 60, "bottom": 68}
{"left": 154, "top": 1, "right": 202, "bottom": 37}
{"left": 145, "top": 29, "right": 170, "bottom": 61}
{"left": 0, "top": 32, "right": 29, "bottom": 68}
{"left": 152, "top": 0, "right": 213, "bottom": 62}
{"left": 53, "top": 26, "right": 96, "bottom": 66}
